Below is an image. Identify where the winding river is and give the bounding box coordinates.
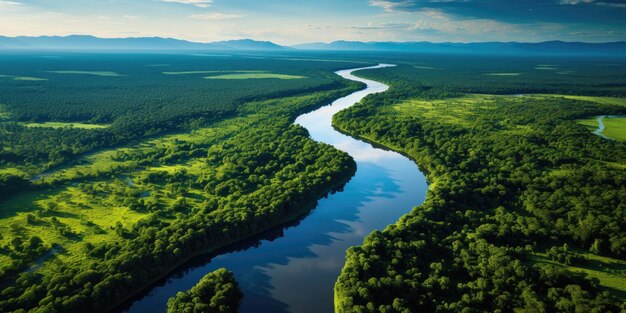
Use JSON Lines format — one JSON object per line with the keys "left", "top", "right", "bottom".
{"left": 594, "top": 115, "right": 608, "bottom": 139}
{"left": 121, "top": 64, "right": 428, "bottom": 313}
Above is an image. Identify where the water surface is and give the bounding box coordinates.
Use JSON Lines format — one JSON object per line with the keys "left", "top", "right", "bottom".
{"left": 122, "top": 64, "right": 428, "bottom": 313}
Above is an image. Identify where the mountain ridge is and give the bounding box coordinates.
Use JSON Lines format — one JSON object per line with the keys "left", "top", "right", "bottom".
{"left": 291, "top": 40, "right": 626, "bottom": 55}
{"left": 0, "top": 35, "right": 286, "bottom": 51}
{"left": 0, "top": 35, "right": 624, "bottom": 55}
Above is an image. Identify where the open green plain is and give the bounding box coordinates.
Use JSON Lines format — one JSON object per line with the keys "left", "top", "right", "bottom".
{"left": 47, "top": 70, "right": 126, "bottom": 76}
{"left": 602, "top": 117, "right": 626, "bottom": 140}
{"left": 162, "top": 70, "right": 267, "bottom": 75}
{"left": 203, "top": 73, "right": 305, "bottom": 80}
{"left": 531, "top": 251, "right": 626, "bottom": 300}
{"left": 20, "top": 122, "right": 110, "bottom": 129}
{"left": 0, "top": 74, "right": 48, "bottom": 81}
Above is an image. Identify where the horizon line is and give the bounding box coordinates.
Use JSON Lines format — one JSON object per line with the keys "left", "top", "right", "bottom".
{"left": 1, "top": 34, "right": 625, "bottom": 46}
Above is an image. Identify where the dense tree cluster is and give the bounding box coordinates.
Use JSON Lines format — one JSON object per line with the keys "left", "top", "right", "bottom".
{"left": 0, "top": 174, "right": 31, "bottom": 200}
{"left": 354, "top": 56, "right": 626, "bottom": 98}
{"left": 0, "top": 53, "right": 357, "bottom": 171}
{"left": 167, "top": 268, "right": 242, "bottom": 313}
{"left": 333, "top": 65, "right": 625, "bottom": 312}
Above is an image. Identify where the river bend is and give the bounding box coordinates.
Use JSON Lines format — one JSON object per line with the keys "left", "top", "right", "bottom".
{"left": 122, "top": 64, "right": 428, "bottom": 313}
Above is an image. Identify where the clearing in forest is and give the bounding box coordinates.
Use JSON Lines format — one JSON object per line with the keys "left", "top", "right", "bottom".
{"left": 484, "top": 72, "right": 522, "bottom": 76}
{"left": 579, "top": 116, "right": 626, "bottom": 141}
{"left": 531, "top": 251, "right": 626, "bottom": 301}
{"left": 20, "top": 122, "right": 110, "bottom": 129}
{"left": 0, "top": 74, "right": 47, "bottom": 81}
{"left": 203, "top": 73, "right": 305, "bottom": 80}
{"left": 162, "top": 70, "right": 266, "bottom": 75}
{"left": 47, "top": 71, "right": 126, "bottom": 77}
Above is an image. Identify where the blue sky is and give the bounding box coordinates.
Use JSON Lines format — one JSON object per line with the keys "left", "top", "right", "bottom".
{"left": 0, "top": 0, "right": 624, "bottom": 44}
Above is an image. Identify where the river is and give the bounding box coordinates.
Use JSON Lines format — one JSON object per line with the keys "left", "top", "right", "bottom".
{"left": 121, "top": 64, "right": 428, "bottom": 313}
{"left": 595, "top": 115, "right": 608, "bottom": 139}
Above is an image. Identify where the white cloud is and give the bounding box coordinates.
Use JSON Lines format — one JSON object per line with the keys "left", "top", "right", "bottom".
{"left": 369, "top": 0, "right": 469, "bottom": 12}
{"left": 559, "top": 0, "right": 594, "bottom": 4}
{"left": 346, "top": 22, "right": 413, "bottom": 30}
{"left": 122, "top": 15, "right": 141, "bottom": 19}
{"left": 560, "top": 0, "right": 626, "bottom": 8}
{"left": 190, "top": 13, "right": 243, "bottom": 20}
{"left": 405, "top": 9, "right": 513, "bottom": 35}
{"left": 369, "top": 0, "right": 395, "bottom": 11}
{"left": 162, "top": 0, "right": 213, "bottom": 8}
{"left": 0, "top": 1, "right": 21, "bottom": 5}
{"left": 595, "top": 1, "right": 626, "bottom": 8}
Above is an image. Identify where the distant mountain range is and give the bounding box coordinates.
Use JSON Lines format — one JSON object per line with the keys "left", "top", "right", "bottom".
{"left": 0, "top": 35, "right": 625, "bottom": 55}
{"left": 0, "top": 35, "right": 286, "bottom": 51}
{"left": 292, "top": 40, "right": 626, "bottom": 55}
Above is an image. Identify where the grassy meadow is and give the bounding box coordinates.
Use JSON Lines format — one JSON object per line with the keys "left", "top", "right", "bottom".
{"left": 203, "top": 73, "right": 305, "bottom": 80}
{"left": 602, "top": 117, "right": 626, "bottom": 141}
{"left": 20, "top": 122, "right": 110, "bottom": 129}
{"left": 47, "top": 70, "right": 126, "bottom": 76}
{"left": 531, "top": 251, "right": 626, "bottom": 301}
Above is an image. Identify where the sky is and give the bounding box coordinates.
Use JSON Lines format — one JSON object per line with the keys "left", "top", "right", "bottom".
{"left": 0, "top": 0, "right": 625, "bottom": 44}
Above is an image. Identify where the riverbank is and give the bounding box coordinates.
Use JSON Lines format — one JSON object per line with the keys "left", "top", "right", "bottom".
{"left": 111, "top": 163, "right": 356, "bottom": 312}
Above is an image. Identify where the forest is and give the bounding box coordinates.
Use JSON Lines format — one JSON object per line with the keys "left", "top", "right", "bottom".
{"left": 1, "top": 51, "right": 625, "bottom": 313}
{"left": 333, "top": 60, "right": 626, "bottom": 312}
{"left": 0, "top": 53, "right": 364, "bottom": 312}
{"left": 167, "top": 268, "right": 242, "bottom": 313}
{"left": 0, "top": 53, "right": 354, "bottom": 171}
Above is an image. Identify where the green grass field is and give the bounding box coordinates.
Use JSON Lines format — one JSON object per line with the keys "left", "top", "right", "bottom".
{"left": 162, "top": 70, "right": 266, "bottom": 75}
{"left": 391, "top": 94, "right": 502, "bottom": 127}
{"left": 602, "top": 117, "right": 626, "bottom": 141}
{"left": 0, "top": 111, "right": 250, "bottom": 272}
{"left": 14, "top": 77, "right": 48, "bottom": 81}
{"left": 0, "top": 123, "right": 235, "bottom": 270}
{"left": 47, "top": 71, "right": 126, "bottom": 77}
{"left": 484, "top": 72, "right": 522, "bottom": 76}
{"left": 524, "top": 95, "right": 626, "bottom": 141}
{"left": 413, "top": 66, "right": 437, "bottom": 70}
{"left": 20, "top": 122, "right": 110, "bottom": 129}
{"left": 578, "top": 119, "right": 600, "bottom": 131}
{"left": 556, "top": 95, "right": 626, "bottom": 107}
{"left": 531, "top": 252, "right": 626, "bottom": 301}
{"left": 394, "top": 94, "right": 626, "bottom": 142}
{"left": 0, "top": 167, "right": 28, "bottom": 177}
{"left": 574, "top": 94, "right": 626, "bottom": 141}
{"left": 0, "top": 74, "right": 48, "bottom": 81}
{"left": 554, "top": 94, "right": 626, "bottom": 140}
{"left": 203, "top": 73, "right": 306, "bottom": 80}
{"left": 0, "top": 183, "right": 151, "bottom": 269}
{"left": 30, "top": 117, "right": 243, "bottom": 184}
{"left": 163, "top": 70, "right": 305, "bottom": 79}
